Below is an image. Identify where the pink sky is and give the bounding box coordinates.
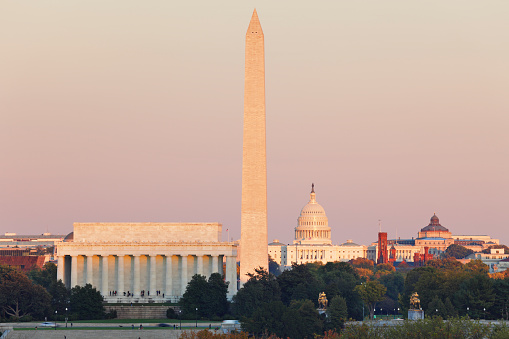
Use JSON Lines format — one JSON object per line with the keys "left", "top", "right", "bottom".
{"left": 1, "top": 1, "right": 508, "bottom": 246}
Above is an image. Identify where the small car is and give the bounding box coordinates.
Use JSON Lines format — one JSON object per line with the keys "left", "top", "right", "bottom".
{"left": 40, "top": 322, "right": 57, "bottom": 327}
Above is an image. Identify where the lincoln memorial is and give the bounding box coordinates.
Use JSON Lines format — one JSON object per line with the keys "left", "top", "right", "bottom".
{"left": 56, "top": 222, "right": 238, "bottom": 302}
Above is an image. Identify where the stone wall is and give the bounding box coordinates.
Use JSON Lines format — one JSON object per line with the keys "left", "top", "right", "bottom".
{"left": 104, "top": 305, "right": 177, "bottom": 319}
{"left": 73, "top": 223, "right": 222, "bottom": 243}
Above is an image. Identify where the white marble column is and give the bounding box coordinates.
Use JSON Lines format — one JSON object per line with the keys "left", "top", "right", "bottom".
{"left": 197, "top": 255, "right": 203, "bottom": 276}
{"left": 165, "top": 255, "right": 173, "bottom": 297}
{"left": 149, "top": 255, "right": 157, "bottom": 296}
{"left": 226, "top": 256, "right": 237, "bottom": 297}
{"left": 101, "top": 255, "right": 109, "bottom": 296}
{"left": 86, "top": 255, "right": 94, "bottom": 286}
{"left": 117, "top": 255, "right": 124, "bottom": 296}
{"left": 71, "top": 255, "right": 78, "bottom": 288}
{"left": 133, "top": 255, "right": 140, "bottom": 297}
{"left": 211, "top": 255, "right": 219, "bottom": 274}
{"left": 181, "top": 255, "right": 188, "bottom": 296}
{"left": 57, "top": 255, "right": 65, "bottom": 282}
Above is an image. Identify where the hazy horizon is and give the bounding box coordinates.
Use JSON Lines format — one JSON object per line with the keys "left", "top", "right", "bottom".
{"left": 1, "top": 1, "right": 508, "bottom": 247}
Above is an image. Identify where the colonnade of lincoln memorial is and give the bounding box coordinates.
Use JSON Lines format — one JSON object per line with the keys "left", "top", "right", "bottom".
{"left": 56, "top": 223, "right": 239, "bottom": 302}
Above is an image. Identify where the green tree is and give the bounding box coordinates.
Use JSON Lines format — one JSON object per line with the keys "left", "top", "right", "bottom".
{"left": 179, "top": 274, "right": 210, "bottom": 318}
{"left": 283, "top": 300, "right": 323, "bottom": 339}
{"left": 316, "top": 262, "right": 363, "bottom": 320}
{"left": 427, "top": 295, "right": 446, "bottom": 318}
{"left": 326, "top": 295, "right": 348, "bottom": 331}
{"left": 277, "top": 263, "right": 321, "bottom": 305}
{"left": 232, "top": 267, "right": 281, "bottom": 318}
{"left": 70, "top": 284, "right": 104, "bottom": 320}
{"left": 203, "top": 273, "right": 229, "bottom": 317}
{"left": 454, "top": 274, "right": 494, "bottom": 319}
{"left": 0, "top": 265, "right": 51, "bottom": 320}
{"left": 354, "top": 280, "right": 386, "bottom": 320}
{"left": 492, "top": 278, "right": 509, "bottom": 320}
{"left": 47, "top": 280, "right": 70, "bottom": 315}
{"left": 242, "top": 300, "right": 287, "bottom": 337}
{"left": 443, "top": 244, "right": 474, "bottom": 259}
{"left": 27, "top": 262, "right": 57, "bottom": 289}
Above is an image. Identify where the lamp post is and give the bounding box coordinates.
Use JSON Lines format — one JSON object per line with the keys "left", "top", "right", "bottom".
{"left": 484, "top": 307, "right": 486, "bottom": 320}
{"left": 54, "top": 310, "right": 57, "bottom": 330}
{"left": 397, "top": 307, "right": 400, "bottom": 320}
{"left": 65, "top": 307, "right": 68, "bottom": 328}
{"left": 467, "top": 307, "right": 469, "bottom": 318}
{"left": 380, "top": 308, "right": 382, "bottom": 321}
{"left": 179, "top": 310, "right": 182, "bottom": 330}
{"left": 195, "top": 307, "right": 198, "bottom": 328}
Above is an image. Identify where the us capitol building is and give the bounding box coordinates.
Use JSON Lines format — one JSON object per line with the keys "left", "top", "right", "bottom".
{"left": 268, "top": 185, "right": 367, "bottom": 269}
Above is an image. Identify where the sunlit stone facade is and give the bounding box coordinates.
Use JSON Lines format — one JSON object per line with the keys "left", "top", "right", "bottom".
{"left": 57, "top": 222, "right": 238, "bottom": 302}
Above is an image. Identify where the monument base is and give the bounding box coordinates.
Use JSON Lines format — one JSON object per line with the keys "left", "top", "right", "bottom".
{"left": 408, "top": 309, "right": 424, "bottom": 320}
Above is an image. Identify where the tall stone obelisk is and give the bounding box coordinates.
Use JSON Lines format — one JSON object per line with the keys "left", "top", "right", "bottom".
{"left": 240, "top": 9, "right": 268, "bottom": 283}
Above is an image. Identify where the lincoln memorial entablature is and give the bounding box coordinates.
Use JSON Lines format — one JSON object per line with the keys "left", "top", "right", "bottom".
{"left": 56, "top": 222, "right": 238, "bottom": 302}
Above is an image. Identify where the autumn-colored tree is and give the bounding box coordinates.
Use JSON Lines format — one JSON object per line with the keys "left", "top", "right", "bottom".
{"left": 350, "top": 258, "right": 374, "bottom": 269}
{"left": 355, "top": 268, "right": 373, "bottom": 281}
{"left": 463, "top": 259, "right": 489, "bottom": 274}
{"left": 376, "top": 263, "right": 396, "bottom": 272}
{"left": 354, "top": 280, "right": 386, "bottom": 320}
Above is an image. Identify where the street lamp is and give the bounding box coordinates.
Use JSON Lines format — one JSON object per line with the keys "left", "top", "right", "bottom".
{"left": 179, "top": 310, "right": 182, "bottom": 330}
{"left": 397, "top": 308, "right": 400, "bottom": 320}
{"left": 484, "top": 307, "right": 486, "bottom": 320}
{"left": 380, "top": 308, "right": 382, "bottom": 320}
{"left": 65, "top": 307, "right": 68, "bottom": 328}
{"left": 195, "top": 307, "right": 198, "bottom": 328}
{"left": 54, "top": 310, "right": 57, "bottom": 330}
{"left": 467, "top": 307, "right": 469, "bottom": 318}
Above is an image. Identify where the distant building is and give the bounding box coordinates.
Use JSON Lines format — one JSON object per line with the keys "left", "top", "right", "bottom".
{"left": 466, "top": 248, "right": 509, "bottom": 273}
{"left": 0, "top": 232, "right": 65, "bottom": 252}
{"left": 368, "top": 214, "right": 501, "bottom": 264}
{"left": 268, "top": 185, "right": 366, "bottom": 269}
{"left": 0, "top": 255, "right": 46, "bottom": 272}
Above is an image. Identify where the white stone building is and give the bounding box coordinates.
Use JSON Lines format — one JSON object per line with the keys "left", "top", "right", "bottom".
{"left": 269, "top": 185, "right": 367, "bottom": 269}
{"left": 57, "top": 222, "right": 238, "bottom": 302}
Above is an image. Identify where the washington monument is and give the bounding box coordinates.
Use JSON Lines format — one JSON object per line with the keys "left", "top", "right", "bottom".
{"left": 240, "top": 9, "right": 268, "bottom": 283}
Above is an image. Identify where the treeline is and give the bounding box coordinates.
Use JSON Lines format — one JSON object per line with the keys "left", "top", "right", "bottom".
{"left": 0, "top": 263, "right": 106, "bottom": 321}
{"left": 213, "top": 257, "right": 509, "bottom": 338}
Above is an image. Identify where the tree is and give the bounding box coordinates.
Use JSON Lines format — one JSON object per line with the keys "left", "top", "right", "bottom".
{"left": 283, "top": 300, "right": 323, "bottom": 339}
{"left": 203, "top": 273, "right": 229, "bottom": 317}
{"left": 463, "top": 259, "right": 489, "bottom": 274}
{"left": 0, "top": 265, "right": 51, "bottom": 320}
{"left": 443, "top": 244, "right": 474, "bottom": 259}
{"left": 454, "top": 274, "right": 494, "bottom": 319}
{"left": 375, "top": 263, "right": 396, "bottom": 273}
{"left": 326, "top": 295, "right": 348, "bottom": 331}
{"left": 277, "top": 263, "right": 321, "bottom": 305}
{"left": 354, "top": 280, "right": 386, "bottom": 320}
{"left": 27, "top": 262, "right": 57, "bottom": 289}
{"left": 350, "top": 258, "right": 374, "bottom": 269}
{"left": 232, "top": 267, "right": 281, "bottom": 318}
{"left": 179, "top": 274, "right": 209, "bottom": 317}
{"left": 70, "top": 284, "right": 104, "bottom": 320}
{"left": 242, "top": 300, "right": 287, "bottom": 337}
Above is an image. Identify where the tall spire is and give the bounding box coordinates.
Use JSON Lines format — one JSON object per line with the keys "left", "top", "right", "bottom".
{"left": 240, "top": 9, "right": 267, "bottom": 284}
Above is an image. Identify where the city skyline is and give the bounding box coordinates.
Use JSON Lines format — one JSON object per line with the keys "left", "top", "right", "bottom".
{"left": 1, "top": 1, "right": 508, "bottom": 247}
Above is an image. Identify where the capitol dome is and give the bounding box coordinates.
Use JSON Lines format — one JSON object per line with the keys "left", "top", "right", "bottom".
{"left": 294, "top": 184, "right": 332, "bottom": 245}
